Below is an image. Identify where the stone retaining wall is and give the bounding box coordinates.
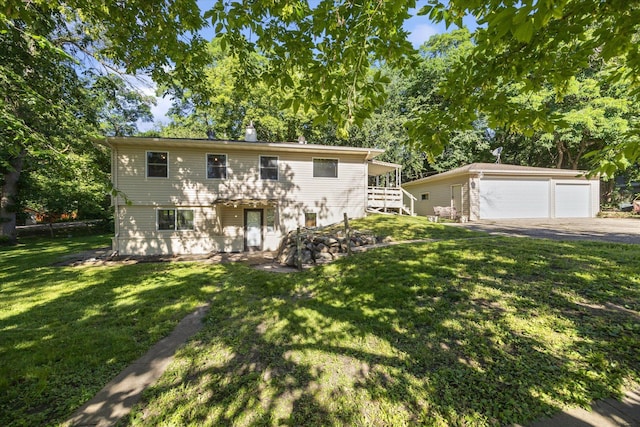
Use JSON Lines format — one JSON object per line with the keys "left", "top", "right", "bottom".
{"left": 276, "top": 228, "right": 380, "bottom": 266}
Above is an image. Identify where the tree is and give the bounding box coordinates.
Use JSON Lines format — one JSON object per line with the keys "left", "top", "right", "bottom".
{"left": 473, "top": 58, "right": 638, "bottom": 173}
{"left": 404, "top": 29, "right": 493, "bottom": 171}
{"left": 1, "top": 1, "right": 205, "bottom": 242}
{"left": 338, "top": 67, "right": 428, "bottom": 181}
{"left": 204, "top": 0, "right": 416, "bottom": 134}
{"left": 537, "top": 77, "right": 633, "bottom": 170}
{"left": 416, "top": 1, "right": 640, "bottom": 174}
{"left": 18, "top": 147, "right": 111, "bottom": 232}
{"left": 162, "top": 41, "right": 322, "bottom": 142}
{"left": 7, "top": 2, "right": 640, "bottom": 155}
{"left": 92, "top": 75, "right": 155, "bottom": 137}
{"left": 0, "top": 12, "right": 96, "bottom": 241}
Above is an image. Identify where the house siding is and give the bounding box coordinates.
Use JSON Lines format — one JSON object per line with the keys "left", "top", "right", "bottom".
{"left": 469, "top": 177, "right": 480, "bottom": 220}
{"left": 112, "top": 142, "right": 368, "bottom": 255}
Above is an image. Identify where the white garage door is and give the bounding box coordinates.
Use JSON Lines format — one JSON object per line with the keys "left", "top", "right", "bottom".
{"left": 479, "top": 179, "right": 550, "bottom": 219}
{"left": 555, "top": 184, "right": 591, "bottom": 218}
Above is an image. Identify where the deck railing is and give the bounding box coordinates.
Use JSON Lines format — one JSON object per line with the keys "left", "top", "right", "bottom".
{"left": 402, "top": 187, "right": 416, "bottom": 215}
{"left": 367, "top": 186, "right": 414, "bottom": 215}
{"left": 367, "top": 186, "right": 402, "bottom": 210}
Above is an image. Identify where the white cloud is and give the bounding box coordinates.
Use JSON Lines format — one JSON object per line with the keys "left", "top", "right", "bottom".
{"left": 127, "top": 76, "right": 173, "bottom": 132}
{"left": 408, "top": 23, "right": 439, "bottom": 47}
{"left": 141, "top": 94, "right": 173, "bottom": 131}
{"left": 153, "top": 95, "right": 173, "bottom": 122}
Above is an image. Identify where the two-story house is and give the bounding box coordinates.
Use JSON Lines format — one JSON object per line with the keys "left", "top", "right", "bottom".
{"left": 101, "top": 134, "right": 413, "bottom": 255}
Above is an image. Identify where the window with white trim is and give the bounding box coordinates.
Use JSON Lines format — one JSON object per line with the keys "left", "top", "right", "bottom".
{"left": 158, "top": 209, "right": 194, "bottom": 230}
{"left": 313, "top": 158, "right": 338, "bottom": 178}
{"left": 207, "top": 154, "right": 227, "bottom": 179}
{"left": 304, "top": 212, "right": 317, "bottom": 227}
{"left": 147, "top": 151, "right": 168, "bottom": 178}
{"left": 421, "top": 192, "right": 430, "bottom": 201}
{"left": 260, "top": 156, "right": 278, "bottom": 180}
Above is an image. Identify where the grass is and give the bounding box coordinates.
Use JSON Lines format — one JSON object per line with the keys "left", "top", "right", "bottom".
{"left": 344, "top": 213, "right": 482, "bottom": 242}
{"left": 0, "top": 234, "right": 225, "bottom": 426}
{"left": 1, "top": 215, "right": 639, "bottom": 426}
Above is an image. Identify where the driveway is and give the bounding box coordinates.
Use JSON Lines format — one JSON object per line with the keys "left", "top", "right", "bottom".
{"left": 452, "top": 218, "right": 640, "bottom": 244}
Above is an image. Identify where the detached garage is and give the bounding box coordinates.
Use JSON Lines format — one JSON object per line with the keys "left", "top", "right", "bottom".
{"left": 403, "top": 163, "right": 600, "bottom": 221}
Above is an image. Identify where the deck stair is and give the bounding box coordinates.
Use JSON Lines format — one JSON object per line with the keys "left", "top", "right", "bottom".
{"left": 367, "top": 186, "right": 415, "bottom": 216}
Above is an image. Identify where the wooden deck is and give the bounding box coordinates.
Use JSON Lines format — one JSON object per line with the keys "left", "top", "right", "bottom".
{"left": 367, "top": 186, "right": 415, "bottom": 215}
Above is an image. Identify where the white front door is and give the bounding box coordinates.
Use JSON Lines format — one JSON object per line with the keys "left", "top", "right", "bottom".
{"left": 244, "top": 209, "right": 263, "bottom": 251}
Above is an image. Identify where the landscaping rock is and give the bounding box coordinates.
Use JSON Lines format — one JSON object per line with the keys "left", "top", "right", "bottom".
{"left": 275, "top": 226, "right": 379, "bottom": 267}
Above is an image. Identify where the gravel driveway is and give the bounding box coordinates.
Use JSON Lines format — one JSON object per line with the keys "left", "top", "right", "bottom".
{"left": 451, "top": 218, "right": 640, "bottom": 244}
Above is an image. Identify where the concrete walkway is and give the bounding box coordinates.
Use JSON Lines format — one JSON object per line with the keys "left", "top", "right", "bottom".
{"left": 64, "top": 304, "right": 210, "bottom": 426}
{"left": 517, "top": 387, "right": 640, "bottom": 427}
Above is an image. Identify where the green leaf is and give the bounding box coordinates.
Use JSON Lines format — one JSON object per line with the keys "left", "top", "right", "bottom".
{"left": 513, "top": 20, "right": 534, "bottom": 43}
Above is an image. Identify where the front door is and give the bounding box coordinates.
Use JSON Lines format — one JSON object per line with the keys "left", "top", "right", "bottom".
{"left": 244, "top": 209, "right": 263, "bottom": 251}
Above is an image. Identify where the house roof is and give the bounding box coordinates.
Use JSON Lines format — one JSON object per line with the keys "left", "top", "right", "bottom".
{"left": 99, "top": 137, "right": 384, "bottom": 160}
{"left": 368, "top": 159, "right": 401, "bottom": 176}
{"left": 403, "top": 163, "right": 593, "bottom": 187}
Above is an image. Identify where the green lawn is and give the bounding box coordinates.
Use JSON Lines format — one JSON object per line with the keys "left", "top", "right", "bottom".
{"left": 1, "top": 216, "right": 639, "bottom": 426}
{"left": 0, "top": 235, "right": 225, "bottom": 426}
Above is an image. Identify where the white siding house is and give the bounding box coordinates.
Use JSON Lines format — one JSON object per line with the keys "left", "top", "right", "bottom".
{"left": 102, "top": 136, "right": 402, "bottom": 255}
{"left": 403, "top": 163, "right": 600, "bottom": 221}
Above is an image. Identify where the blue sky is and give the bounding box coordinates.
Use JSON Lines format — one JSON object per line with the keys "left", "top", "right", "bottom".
{"left": 139, "top": 2, "right": 476, "bottom": 131}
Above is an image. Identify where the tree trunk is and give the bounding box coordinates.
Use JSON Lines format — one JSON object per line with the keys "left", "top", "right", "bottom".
{"left": 602, "top": 179, "right": 615, "bottom": 205}
{"left": 555, "top": 139, "right": 564, "bottom": 169}
{"left": 1, "top": 149, "right": 27, "bottom": 243}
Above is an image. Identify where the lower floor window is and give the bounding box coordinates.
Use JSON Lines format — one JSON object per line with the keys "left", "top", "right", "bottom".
{"left": 158, "top": 209, "right": 194, "bottom": 230}
{"left": 265, "top": 208, "right": 276, "bottom": 232}
{"left": 304, "top": 212, "right": 317, "bottom": 227}
{"left": 177, "top": 210, "right": 194, "bottom": 230}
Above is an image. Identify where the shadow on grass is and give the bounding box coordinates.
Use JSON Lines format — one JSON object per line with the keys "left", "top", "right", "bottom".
{"left": 125, "top": 238, "right": 640, "bottom": 426}
{"left": 0, "top": 242, "right": 227, "bottom": 426}
{"left": 0, "top": 235, "right": 108, "bottom": 291}
{"left": 2, "top": 234, "right": 637, "bottom": 426}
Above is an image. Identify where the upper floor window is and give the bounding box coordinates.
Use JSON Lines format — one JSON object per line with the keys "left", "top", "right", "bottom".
{"left": 207, "top": 154, "right": 227, "bottom": 179}
{"left": 147, "top": 151, "right": 168, "bottom": 178}
{"left": 313, "top": 158, "right": 338, "bottom": 178}
{"left": 260, "top": 156, "right": 278, "bottom": 180}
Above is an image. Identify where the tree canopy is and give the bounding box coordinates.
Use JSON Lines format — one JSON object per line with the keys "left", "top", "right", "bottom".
{"left": 93, "top": 75, "right": 155, "bottom": 137}
{"left": 1, "top": 3, "right": 160, "bottom": 241}
{"left": 5, "top": 1, "right": 640, "bottom": 166}
{"left": 161, "top": 41, "right": 324, "bottom": 142}
{"left": 416, "top": 0, "right": 640, "bottom": 174}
